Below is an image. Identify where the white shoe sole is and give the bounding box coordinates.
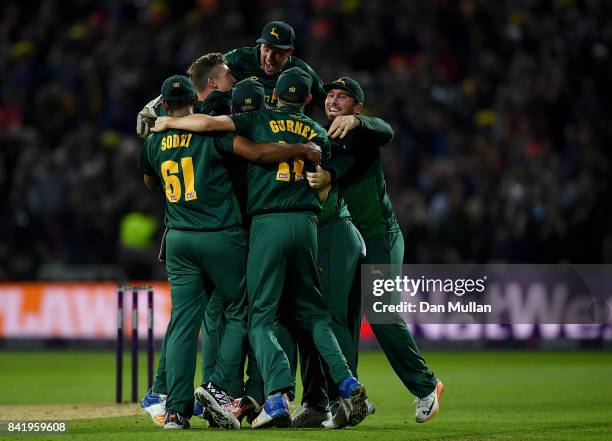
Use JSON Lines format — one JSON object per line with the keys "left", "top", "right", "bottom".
{"left": 164, "top": 422, "right": 188, "bottom": 429}
{"left": 141, "top": 403, "right": 165, "bottom": 427}
{"left": 195, "top": 387, "right": 241, "bottom": 429}
{"left": 416, "top": 381, "right": 444, "bottom": 423}
{"left": 252, "top": 411, "right": 291, "bottom": 429}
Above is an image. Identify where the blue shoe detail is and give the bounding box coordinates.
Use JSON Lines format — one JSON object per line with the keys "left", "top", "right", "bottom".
{"left": 193, "top": 400, "right": 204, "bottom": 418}
{"left": 141, "top": 387, "right": 163, "bottom": 408}
{"left": 264, "top": 393, "right": 290, "bottom": 419}
{"left": 141, "top": 387, "right": 167, "bottom": 427}
{"left": 338, "top": 376, "right": 360, "bottom": 400}
{"left": 252, "top": 393, "right": 290, "bottom": 428}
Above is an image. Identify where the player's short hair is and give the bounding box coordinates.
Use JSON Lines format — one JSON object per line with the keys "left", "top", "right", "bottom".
{"left": 165, "top": 96, "right": 196, "bottom": 113}
{"left": 277, "top": 97, "right": 304, "bottom": 109}
{"left": 187, "top": 53, "right": 227, "bottom": 92}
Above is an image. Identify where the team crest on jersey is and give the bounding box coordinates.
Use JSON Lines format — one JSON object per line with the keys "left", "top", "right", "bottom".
{"left": 270, "top": 27, "right": 280, "bottom": 39}
{"left": 249, "top": 76, "right": 259, "bottom": 81}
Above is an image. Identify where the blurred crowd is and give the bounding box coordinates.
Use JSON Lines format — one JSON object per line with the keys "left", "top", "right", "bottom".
{"left": 1, "top": 0, "right": 611, "bottom": 280}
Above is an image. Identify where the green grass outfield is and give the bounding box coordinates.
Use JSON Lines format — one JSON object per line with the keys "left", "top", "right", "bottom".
{"left": 0, "top": 350, "right": 611, "bottom": 440}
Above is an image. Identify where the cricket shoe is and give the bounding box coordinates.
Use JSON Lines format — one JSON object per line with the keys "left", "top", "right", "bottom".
{"left": 291, "top": 405, "right": 331, "bottom": 428}
{"left": 164, "top": 411, "right": 190, "bottom": 429}
{"left": 140, "top": 387, "right": 166, "bottom": 427}
{"left": 338, "top": 376, "right": 368, "bottom": 427}
{"left": 415, "top": 380, "right": 444, "bottom": 423}
{"left": 194, "top": 381, "right": 241, "bottom": 429}
{"left": 321, "top": 401, "right": 347, "bottom": 429}
{"left": 193, "top": 400, "right": 220, "bottom": 428}
{"left": 230, "top": 395, "right": 261, "bottom": 423}
{"left": 251, "top": 393, "right": 291, "bottom": 428}
{"left": 245, "top": 399, "right": 263, "bottom": 425}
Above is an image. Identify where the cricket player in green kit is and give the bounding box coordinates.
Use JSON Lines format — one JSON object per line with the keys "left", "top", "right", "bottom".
{"left": 308, "top": 77, "right": 444, "bottom": 424}
{"left": 136, "top": 54, "right": 236, "bottom": 407}
{"left": 224, "top": 21, "right": 325, "bottom": 112}
{"left": 139, "top": 87, "right": 235, "bottom": 429}
{"left": 144, "top": 80, "right": 271, "bottom": 430}
{"left": 138, "top": 54, "right": 238, "bottom": 428}
{"left": 152, "top": 67, "right": 370, "bottom": 429}
{"left": 140, "top": 75, "right": 323, "bottom": 430}
{"left": 289, "top": 128, "right": 365, "bottom": 428}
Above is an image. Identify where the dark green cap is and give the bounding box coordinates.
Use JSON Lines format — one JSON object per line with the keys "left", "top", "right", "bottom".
{"left": 161, "top": 75, "right": 196, "bottom": 102}
{"left": 323, "top": 76, "right": 365, "bottom": 103}
{"left": 199, "top": 90, "right": 231, "bottom": 116}
{"left": 232, "top": 79, "right": 265, "bottom": 113}
{"left": 276, "top": 67, "right": 312, "bottom": 105}
{"left": 256, "top": 21, "right": 295, "bottom": 50}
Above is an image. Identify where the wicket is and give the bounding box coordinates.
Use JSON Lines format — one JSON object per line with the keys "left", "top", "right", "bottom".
{"left": 116, "top": 285, "right": 155, "bottom": 403}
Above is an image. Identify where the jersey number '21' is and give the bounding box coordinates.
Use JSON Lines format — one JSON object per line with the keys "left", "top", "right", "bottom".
{"left": 161, "top": 157, "right": 197, "bottom": 203}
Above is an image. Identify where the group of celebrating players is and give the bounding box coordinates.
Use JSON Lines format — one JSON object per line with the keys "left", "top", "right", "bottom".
{"left": 136, "top": 20, "right": 443, "bottom": 430}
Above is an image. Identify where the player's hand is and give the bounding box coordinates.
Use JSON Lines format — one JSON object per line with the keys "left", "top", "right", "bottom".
{"left": 306, "top": 165, "right": 331, "bottom": 190}
{"left": 151, "top": 117, "right": 171, "bottom": 133}
{"left": 327, "top": 115, "right": 360, "bottom": 139}
{"left": 136, "top": 96, "right": 161, "bottom": 138}
{"left": 299, "top": 142, "right": 322, "bottom": 165}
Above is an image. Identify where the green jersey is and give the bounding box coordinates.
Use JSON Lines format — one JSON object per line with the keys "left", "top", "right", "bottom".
{"left": 230, "top": 107, "right": 330, "bottom": 216}
{"left": 196, "top": 91, "right": 232, "bottom": 116}
{"left": 335, "top": 115, "right": 400, "bottom": 239}
{"left": 150, "top": 93, "right": 246, "bottom": 224}
{"left": 317, "top": 139, "right": 354, "bottom": 224}
{"left": 139, "top": 129, "right": 240, "bottom": 231}
{"left": 224, "top": 46, "right": 325, "bottom": 113}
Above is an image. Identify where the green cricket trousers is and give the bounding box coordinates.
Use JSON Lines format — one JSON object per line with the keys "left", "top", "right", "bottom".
{"left": 154, "top": 294, "right": 222, "bottom": 399}
{"left": 294, "top": 216, "right": 363, "bottom": 409}
{"left": 156, "top": 226, "right": 248, "bottom": 416}
{"left": 246, "top": 212, "right": 352, "bottom": 398}
{"left": 367, "top": 230, "right": 437, "bottom": 398}
{"left": 201, "top": 296, "right": 264, "bottom": 403}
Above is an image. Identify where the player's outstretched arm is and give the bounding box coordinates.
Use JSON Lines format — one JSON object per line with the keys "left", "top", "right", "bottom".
{"left": 354, "top": 115, "right": 394, "bottom": 145}
{"left": 327, "top": 115, "right": 394, "bottom": 145}
{"left": 152, "top": 115, "right": 236, "bottom": 133}
{"left": 232, "top": 136, "right": 321, "bottom": 164}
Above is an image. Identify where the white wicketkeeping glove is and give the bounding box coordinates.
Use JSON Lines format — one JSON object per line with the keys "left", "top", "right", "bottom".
{"left": 136, "top": 95, "right": 162, "bottom": 138}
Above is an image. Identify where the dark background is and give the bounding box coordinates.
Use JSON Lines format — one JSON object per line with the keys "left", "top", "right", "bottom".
{"left": 1, "top": 0, "right": 611, "bottom": 280}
